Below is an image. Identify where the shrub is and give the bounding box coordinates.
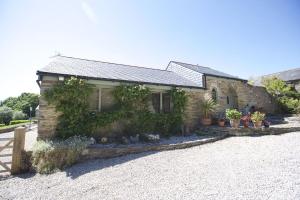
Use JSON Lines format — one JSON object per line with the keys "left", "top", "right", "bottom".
{"left": 31, "top": 136, "right": 92, "bottom": 174}
{"left": 0, "top": 124, "right": 5, "bottom": 127}
{"left": 200, "top": 98, "right": 217, "bottom": 118}
{"left": 278, "top": 96, "right": 300, "bottom": 114}
{"left": 251, "top": 111, "right": 265, "bottom": 122}
{"left": 9, "top": 120, "right": 30, "bottom": 125}
{"left": 226, "top": 109, "right": 242, "bottom": 120}
{"left": 13, "top": 110, "right": 27, "bottom": 120}
{"left": 0, "top": 106, "right": 13, "bottom": 125}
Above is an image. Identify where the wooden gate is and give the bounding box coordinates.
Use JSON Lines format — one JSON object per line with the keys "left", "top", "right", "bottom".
{"left": 0, "top": 127, "right": 25, "bottom": 174}
{"left": 0, "top": 137, "right": 14, "bottom": 173}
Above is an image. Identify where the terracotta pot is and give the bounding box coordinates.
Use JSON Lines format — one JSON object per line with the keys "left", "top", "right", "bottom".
{"left": 253, "top": 121, "right": 262, "bottom": 128}
{"left": 242, "top": 121, "right": 249, "bottom": 128}
{"left": 230, "top": 119, "right": 240, "bottom": 128}
{"left": 218, "top": 120, "right": 225, "bottom": 127}
{"left": 201, "top": 117, "right": 212, "bottom": 126}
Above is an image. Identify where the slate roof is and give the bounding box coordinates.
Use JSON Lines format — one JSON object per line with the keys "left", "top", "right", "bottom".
{"left": 169, "top": 61, "right": 245, "bottom": 81}
{"left": 37, "top": 56, "right": 203, "bottom": 88}
{"left": 252, "top": 68, "right": 300, "bottom": 86}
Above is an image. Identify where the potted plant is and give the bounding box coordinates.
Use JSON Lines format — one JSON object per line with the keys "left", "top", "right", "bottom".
{"left": 200, "top": 99, "right": 217, "bottom": 126}
{"left": 218, "top": 118, "right": 226, "bottom": 127}
{"left": 251, "top": 111, "right": 265, "bottom": 128}
{"left": 217, "top": 112, "right": 226, "bottom": 127}
{"left": 241, "top": 114, "right": 251, "bottom": 128}
{"left": 225, "top": 109, "right": 242, "bottom": 128}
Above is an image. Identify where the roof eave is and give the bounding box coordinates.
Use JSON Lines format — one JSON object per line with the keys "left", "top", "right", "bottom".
{"left": 204, "top": 73, "right": 247, "bottom": 82}
{"left": 36, "top": 71, "right": 205, "bottom": 90}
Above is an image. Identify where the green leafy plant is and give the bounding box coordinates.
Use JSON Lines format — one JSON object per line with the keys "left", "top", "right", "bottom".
{"left": 200, "top": 99, "right": 217, "bottom": 118}
{"left": 0, "top": 106, "right": 13, "bottom": 125}
{"left": 44, "top": 77, "right": 94, "bottom": 139}
{"left": 31, "top": 136, "right": 92, "bottom": 174}
{"left": 262, "top": 76, "right": 291, "bottom": 97}
{"left": 251, "top": 111, "right": 265, "bottom": 123}
{"left": 262, "top": 76, "right": 300, "bottom": 114}
{"left": 226, "top": 109, "right": 242, "bottom": 120}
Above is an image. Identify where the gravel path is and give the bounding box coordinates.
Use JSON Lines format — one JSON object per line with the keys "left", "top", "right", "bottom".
{"left": 1, "top": 132, "right": 300, "bottom": 200}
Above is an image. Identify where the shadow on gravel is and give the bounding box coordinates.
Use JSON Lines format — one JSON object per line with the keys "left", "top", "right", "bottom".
{"left": 0, "top": 172, "right": 35, "bottom": 181}
{"left": 64, "top": 151, "right": 157, "bottom": 179}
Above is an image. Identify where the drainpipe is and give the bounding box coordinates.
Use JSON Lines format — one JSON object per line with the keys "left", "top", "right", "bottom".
{"left": 202, "top": 75, "right": 207, "bottom": 89}
{"left": 36, "top": 75, "right": 42, "bottom": 88}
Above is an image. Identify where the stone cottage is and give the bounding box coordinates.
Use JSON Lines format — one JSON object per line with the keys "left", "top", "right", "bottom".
{"left": 36, "top": 55, "right": 275, "bottom": 139}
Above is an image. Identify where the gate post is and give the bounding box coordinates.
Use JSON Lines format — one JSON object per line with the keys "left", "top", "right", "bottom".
{"left": 11, "top": 127, "right": 26, "bottom": 174}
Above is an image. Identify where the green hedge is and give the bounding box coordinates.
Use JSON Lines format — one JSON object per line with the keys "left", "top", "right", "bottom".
{"left": 9, "top": 120, "right": 30, "bottom": 125}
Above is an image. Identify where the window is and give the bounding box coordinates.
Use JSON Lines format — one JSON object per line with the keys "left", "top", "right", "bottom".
{"left": 151, "top": 92, "right": 171, "bottom": 113}
{"left": 211, "top": 88, "right": 217, "bottom": 102}
{"left": 162, "top": 93, "right": 171, "bottom": 113}
{"left": 227, "top": 96, "right": 230, "bottom": 104}
{"left": 152, "top": 93, "right": 160, "bottom": 113}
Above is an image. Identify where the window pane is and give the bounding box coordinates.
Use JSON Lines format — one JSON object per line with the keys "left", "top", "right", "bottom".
{"left": 163, "top": 93, "right": 171, "bottom": 113}
{"left": 212, "top": 88, "right": 217, "bottom": 102}
{"left": 88, "top": 88, "right": 99, "bottom": 111}
{"left": 101, "top": 88, "right": 116, "bottom": 112}
{"left": 152, "top": 93, "right": 160, "bottom": 113}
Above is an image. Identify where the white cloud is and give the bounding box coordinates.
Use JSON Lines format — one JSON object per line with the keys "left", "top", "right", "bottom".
{"left": 81, "top": 1, "right": 98, "bottom": 24}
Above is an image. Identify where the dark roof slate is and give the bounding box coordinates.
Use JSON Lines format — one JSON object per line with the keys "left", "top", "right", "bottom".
{"left": 37, "top": 56, "right": 203, "bottom": 88}
{"left": 169, "top": 61, "right": 245, "bottom": 81}
{"left": 264, "top": 68, "right": 300, "bottom": 82}
{"left": 252, "top": 68, "right": 300, "bottom": 86}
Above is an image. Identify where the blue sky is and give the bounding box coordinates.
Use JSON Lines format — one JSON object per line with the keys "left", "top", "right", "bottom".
{"left": 0, "top": 0, "right": 299, "bottom": 100}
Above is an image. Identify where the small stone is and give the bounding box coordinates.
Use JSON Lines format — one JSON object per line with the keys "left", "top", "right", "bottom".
{"left": 101, "top": 137, "right": 108, "bottom": 144}
{"left": 121, "top": 136, "right": 129, "bottom": 144}
{"left": 90, "top": 137, "right": 96, "bottom": 144}
{"left": 130, "top": 134, "right": 139, "bottom": 143}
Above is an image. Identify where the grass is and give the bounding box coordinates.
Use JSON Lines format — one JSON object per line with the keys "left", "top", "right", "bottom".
{"left": 0, "top": 122, "right": 31, "bottom": 131}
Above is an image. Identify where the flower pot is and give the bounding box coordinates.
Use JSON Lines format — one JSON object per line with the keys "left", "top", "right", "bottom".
{"left": 218, "top": 120, "right": 225, "bottom": 127}
{"left": 242, "top": 120, "right": 249, "bottom": 128}
{"left": 230, "top": 119, "right": 240, "bottom": 128}
{"left": 253, "top": 121, "right": 262, "bottom": 128}
{"left": 201, "top": 117, "right": 212, "bottom": 126}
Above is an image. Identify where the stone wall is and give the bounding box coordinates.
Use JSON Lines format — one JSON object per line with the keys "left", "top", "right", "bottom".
{"left": 183, "top": 76, "right": 276, "bottom": 130}
{"left": 38, "top": 76, "right": 60, "bottom": 139}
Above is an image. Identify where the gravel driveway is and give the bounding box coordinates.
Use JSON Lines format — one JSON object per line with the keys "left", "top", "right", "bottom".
{"left": 1, "top": 131, "right": 300, "bottom": 200}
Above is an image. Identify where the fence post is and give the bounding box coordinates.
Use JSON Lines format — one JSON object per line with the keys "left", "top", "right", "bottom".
{"left": 11, "top": 127, "right": 26, "bottom": 174}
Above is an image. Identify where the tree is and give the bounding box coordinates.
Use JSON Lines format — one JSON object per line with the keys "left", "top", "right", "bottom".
{"left": 262, "top": 76, "right": 300, "bottom": 114}
{"left": 262, "top": 76, "right": 291, "bottom": 97}
{"left": 2, "top": 93, "right": 39, "bottom": 117}
{"left": 0, "top": 106, "right": 13, "bottom": 125}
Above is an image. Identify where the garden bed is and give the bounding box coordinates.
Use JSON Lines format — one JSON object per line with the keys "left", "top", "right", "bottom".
{"left": 80, "top": 133, "right": 228, "bottom": 161}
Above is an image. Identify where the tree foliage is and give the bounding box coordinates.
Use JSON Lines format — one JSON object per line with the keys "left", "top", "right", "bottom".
{"left": 262, "top": 76, "right": 291, "bottom": 97}
{"left": 0, "top": 106, "right": 13, "bottom": 125}
{"left": 262, "top": 76, "right": 300, "bottom": 114}
{"left": 2, "top": 93, "right": 39, "bottom": 117}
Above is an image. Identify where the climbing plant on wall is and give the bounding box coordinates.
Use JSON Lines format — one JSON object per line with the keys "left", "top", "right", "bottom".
{"left": 44, "top": 77, "right": 94, "bottom": 138}
{"left": 44, "top": 77, "right": 188, "bottom": 139}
